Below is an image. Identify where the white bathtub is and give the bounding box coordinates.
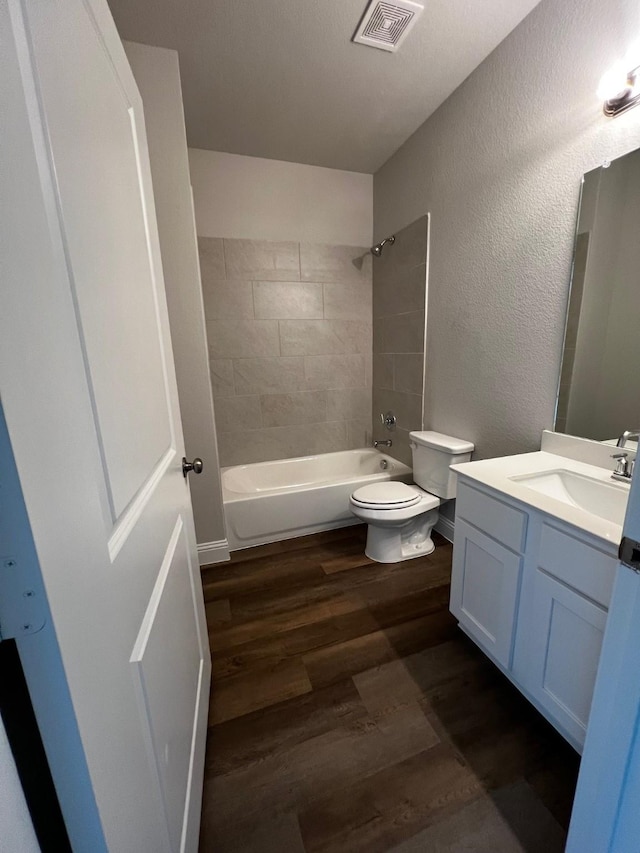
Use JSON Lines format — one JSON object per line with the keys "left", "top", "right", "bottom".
{"left": 222, "top": 448, "right": 412, "bottom": 551}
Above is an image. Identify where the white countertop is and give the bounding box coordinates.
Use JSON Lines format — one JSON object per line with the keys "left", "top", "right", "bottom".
{"left": 451, "top": 451, "right": 628, "bottom": 546}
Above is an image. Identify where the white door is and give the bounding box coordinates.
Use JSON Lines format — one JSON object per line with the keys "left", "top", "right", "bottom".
{"left": 566, "top": 467, "right": 640, "bottom": 851}
{"left": 0, "top": 0, "right": 211, "bottom": 851}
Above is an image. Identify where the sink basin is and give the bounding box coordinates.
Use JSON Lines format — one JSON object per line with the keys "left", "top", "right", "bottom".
{"left": 509, "top": 469, "right": 629, "bottom": 526}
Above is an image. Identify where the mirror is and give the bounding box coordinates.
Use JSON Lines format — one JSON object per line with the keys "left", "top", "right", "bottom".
{"left": 555, "top": 146, "right": 640, "bottom": 443}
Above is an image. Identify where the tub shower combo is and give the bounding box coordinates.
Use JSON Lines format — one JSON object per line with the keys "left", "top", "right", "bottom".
{"left": 214, "top": 225, "right": 449, "bottom": 556}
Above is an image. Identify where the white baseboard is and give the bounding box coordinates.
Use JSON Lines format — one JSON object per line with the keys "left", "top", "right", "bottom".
{"left": 434, "top": 514, "right": 455, "bottom": 543}
{"left": 197, "top": 539, "right": 230, "bottom": 567}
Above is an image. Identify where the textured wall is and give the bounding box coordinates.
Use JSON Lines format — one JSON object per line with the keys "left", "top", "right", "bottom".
{"left": 372, "top": 216, "right": 428, "bottom": 466}
{"left": 374, "top": 0, "right": 640, "bottom": 460}
{"left": 200, "top": 238, "right": 373, "bottom": 466}
{"left": 189, "top": 149, "right": 372, "bottom": 246}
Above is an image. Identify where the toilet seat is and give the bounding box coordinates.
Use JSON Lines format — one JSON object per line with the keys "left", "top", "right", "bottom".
{"left": 351, "top": 481, "right": 422, "bottom": 510}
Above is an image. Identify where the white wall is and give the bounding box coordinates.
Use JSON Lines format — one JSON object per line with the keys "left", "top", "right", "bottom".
{"left": 374, "top": 0, "right": 640, "bottom": 460}
{"left": 188, "top": 148, "right": 373, "bottom": 246}
{"left": 125, "top": 43, "right": 228, "bottom": 557}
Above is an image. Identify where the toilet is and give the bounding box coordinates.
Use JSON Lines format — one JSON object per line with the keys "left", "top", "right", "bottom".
{"left": 349, "top": 431, "right": 474, "bottom": 563}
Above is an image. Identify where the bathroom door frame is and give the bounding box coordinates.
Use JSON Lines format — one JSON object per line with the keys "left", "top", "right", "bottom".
{"left": 566, "top": 466, "right": 640, "bottom": 850}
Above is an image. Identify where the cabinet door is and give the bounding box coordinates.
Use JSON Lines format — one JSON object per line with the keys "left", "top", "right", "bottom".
{"left": 527, "top": 569, "right": 607, "bottom": 750}
{"left": 450, "top": 520, "right": 523, "bottom": 668}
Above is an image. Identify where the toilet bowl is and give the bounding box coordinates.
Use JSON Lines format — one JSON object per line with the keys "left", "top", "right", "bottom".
{"left": 349, "top": 431, "right": 474, "bottom": 563}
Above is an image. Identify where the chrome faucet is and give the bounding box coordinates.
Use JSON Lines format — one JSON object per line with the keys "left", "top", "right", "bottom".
{"left": 612, "top": 452, "right": 635, "bottom": 482}
{"left": 613, "top": 431, "right": 639, "bottom": 481}
{"left": 616, "top": 430, "right": 640, "bottom": 448}
{"left": 374, "top": 439, "right": 392, "bottom": 448}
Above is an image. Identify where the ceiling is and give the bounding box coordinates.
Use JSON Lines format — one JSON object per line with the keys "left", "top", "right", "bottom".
{"left": 108, "top": 0, "right": 541, "bottom": 174}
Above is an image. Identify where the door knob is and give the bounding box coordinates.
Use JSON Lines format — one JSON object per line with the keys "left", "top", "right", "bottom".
{"left": 182, "top": 457, "right": 204, "bottom": 478}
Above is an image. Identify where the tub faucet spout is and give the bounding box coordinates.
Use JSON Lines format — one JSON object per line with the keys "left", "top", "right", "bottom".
{"left": 617, "top": 430, "right": 640, "bottom": 448}
{"left": 374, "top": 439, "right": 392, "bottom": 448}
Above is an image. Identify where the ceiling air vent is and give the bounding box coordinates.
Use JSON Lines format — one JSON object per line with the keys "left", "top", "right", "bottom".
{"left": 353, "top": 0, "right": 424, "bottom": 53}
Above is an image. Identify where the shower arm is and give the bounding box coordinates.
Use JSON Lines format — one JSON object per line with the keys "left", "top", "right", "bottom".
{"left": 371, "top": 235, "right": 395, "bottom": 256}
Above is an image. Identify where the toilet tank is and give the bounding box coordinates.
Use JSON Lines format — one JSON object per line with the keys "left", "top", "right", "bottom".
{"left": 409, "top": 431, "right": 474, "bottom": 499}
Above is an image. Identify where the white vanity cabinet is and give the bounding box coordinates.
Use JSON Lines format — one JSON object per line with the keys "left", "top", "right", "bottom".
{"left": 451, "top": 477, "right": 618, "bottom": 752}
{"left": 450, "top": 484, "right": 527, "bottom": 669}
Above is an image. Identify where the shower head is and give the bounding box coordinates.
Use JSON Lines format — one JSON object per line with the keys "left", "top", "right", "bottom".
{"left": 371, "top": 235, "right": 395, "bottom": 256}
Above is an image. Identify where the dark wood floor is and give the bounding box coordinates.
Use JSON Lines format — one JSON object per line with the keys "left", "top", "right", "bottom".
{"left": 199, "top": 525, "right": 580, "bottom": 852}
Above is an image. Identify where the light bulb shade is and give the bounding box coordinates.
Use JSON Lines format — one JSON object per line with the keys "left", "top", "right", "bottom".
{"left": 601, "top": 64, "right": 640, "bottom": 117}
{"left": 597, "top": 62, "right": 629, "bottom": 101}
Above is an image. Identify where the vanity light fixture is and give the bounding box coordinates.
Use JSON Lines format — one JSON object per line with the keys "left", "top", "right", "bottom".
{"left": 601, "top": 63, "right": 640, "bottom": 117}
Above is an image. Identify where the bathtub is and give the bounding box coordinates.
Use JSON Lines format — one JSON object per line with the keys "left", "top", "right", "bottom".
{"left": 222, "top": 448, "right": 412, "bottom": 551}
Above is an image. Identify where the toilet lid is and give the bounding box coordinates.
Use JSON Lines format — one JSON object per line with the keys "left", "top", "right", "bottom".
{"left": 351, "top": 481, "right": 422, "bottom": 509}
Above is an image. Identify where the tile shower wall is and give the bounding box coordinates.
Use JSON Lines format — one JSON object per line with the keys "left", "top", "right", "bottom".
{"left": 372, "top": 216, "right": 428, "bottom": 466}
{"left": 200, "top": 238, "right": 373, "bottom": 466}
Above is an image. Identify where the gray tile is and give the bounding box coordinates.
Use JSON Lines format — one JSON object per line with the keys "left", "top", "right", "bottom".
{"left": 207, "top": 319, "right": 280, "bottom": 358}
{"left": 279, "top": 319, "right": 371, "bottom": 356}
{"left": 217, "top": 429, "right": 265, "bottom": 467}
{"left": 373, "top": 388, "right": 422, "bottom": 433}
{"left": 373, "top": 263, "right": 426, "bottom": 318}
{"left": 373, "top": 216, "right": 427, "bottom": 287}
{"left": 233, "top": 357, "right": 305, "bottom": 395}
{"left": 375, "top": 311, "right": 425, "bottom": 354}
{"left": 393, "top": 215, "right": 428, "bottom": 268}
{"left": 300, "top": 243, "right": 370, "bottom": 283}
{"left": 370, "top": 426, "right": 413, "bottom": 468}
{"left": 253, "top": 281, "right": 323, "bottom": 319}
{"left": 365, "top": 352, "right": 373, "bottom": 388}
{"left": 306, "top": 421, "right": 350, "bottom": 455}
{"left": 217, "top": 421, "right": 348, "bottom": 467}
{"left": 385, "top": 429, "right": 413, "bottom": 467}
{"left": 216, "top": 430, "right": 259, "bottom": 467}
{"left": 304, "top": 355, "right": 366, "bottom": 390}
{"left": 261, "top": 391, "right": 327, "bottom": 427}
{"left": 394, "top": 353, "right": 424, "bottom": 394}
{"left": 373, "top": 318, "right": 386, "bottom": 354}
{"left": 346, "top": 419, "right": 373, "bottom": 450}
{"left": 209, "top": 359, "right": 235, "bottom": 397}
{"left": 224, "top": 239, "right": 300, "bottom": 281}
{"left": 202, "top": 279, "right": 254, "bottom": 320}
{"left": 215, "top": 395, "right": 262, "bottom": 433}
{"left": 326, "top": 387, "right": 371, "bottom": 421}
{"left": 323, "top": 281, "right": 372, "bottom": 320}
{"left": 198, "top": 236, "right": 225, "bottom": 280}
{"left": 373, "top": 353, "right": 394, "bottom": 390}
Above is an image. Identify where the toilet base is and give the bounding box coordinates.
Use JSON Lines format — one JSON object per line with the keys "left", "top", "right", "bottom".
{"left": 364, "top": 509, "right": 438, "bottom": 564}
